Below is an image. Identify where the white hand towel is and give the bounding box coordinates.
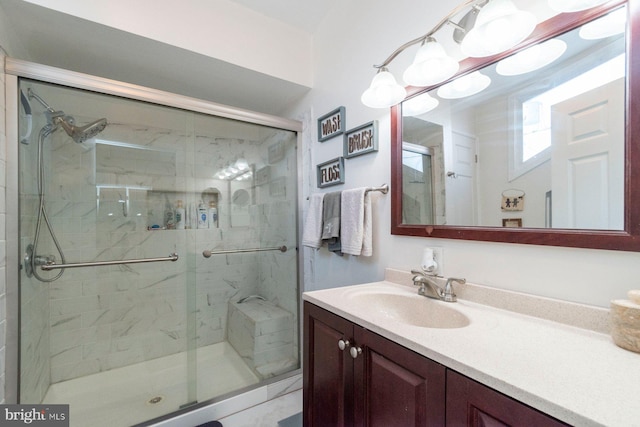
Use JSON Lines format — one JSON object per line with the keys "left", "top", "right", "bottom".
{"left": 361, "top": 191, "right": 372, "bottom": 257}
{"left": 302, "top": 193, "right": 325, "bottom": 249}
{"left": 341, "top": 188, "right": 372, "bottom": 256}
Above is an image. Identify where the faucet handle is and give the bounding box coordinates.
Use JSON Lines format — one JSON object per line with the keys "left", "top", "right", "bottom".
{"left": 443, "top": 277, "right": 466, "bottom": 302}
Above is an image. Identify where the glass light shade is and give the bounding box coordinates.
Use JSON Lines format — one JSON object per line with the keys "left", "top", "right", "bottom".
{"left": 236, "top": 158, "right": 249, "bottom": 170}
{"left": 403, "top": 38, "right": 460, "bottom": 87}
{"left": 460, "top": 0, "right": 537, "bottom": 58}
{"left": 437, "top": 71, "right": 491, "bottom": 99}
{"left": 548, "top": 0, "right": 609, "bottom": 13}
{"left": 361, "top": 69, "right": 407, "bottom": 108}
{"left": 402, "top": 93, "right": 439, "bottom": 116}
{"left": 579, "top": 7, "right": 627, "bottom": 40}
{"left": 496, "top": 39, "right": 567, "bottom": 76}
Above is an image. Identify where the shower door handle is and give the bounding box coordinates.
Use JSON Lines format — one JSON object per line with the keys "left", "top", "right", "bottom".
{"left": 40, "top": 253, "right": 179, "bottom": 270}
{"left": 203, "top": 246, "right": 288, "bottom": 258}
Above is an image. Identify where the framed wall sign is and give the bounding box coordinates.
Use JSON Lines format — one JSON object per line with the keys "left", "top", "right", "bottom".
{"left": 344, "top": 120, "right": 378, "bottom": 158}
{"left": 317, "top": 157, "right": 345, "bottom": 188}
{"left": 317, "top": 106, "right": 346, "bottom": 142}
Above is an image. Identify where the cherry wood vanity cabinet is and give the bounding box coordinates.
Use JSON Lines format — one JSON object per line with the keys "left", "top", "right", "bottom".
{"left": 304, "top": 301, "right": 571, "bottom": 427}
{"left": 303, "top": 301, "right": 446, "bottom": 426}
{"left": 446, "top": 370, "right": 570, "bottom": 427}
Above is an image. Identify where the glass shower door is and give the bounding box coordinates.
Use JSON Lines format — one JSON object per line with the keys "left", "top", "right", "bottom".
{"left": 191, "top": 113, "right": 300, "bottom": 403}
{"left": 18, "top": 79, "right": 199, "bottom": 426}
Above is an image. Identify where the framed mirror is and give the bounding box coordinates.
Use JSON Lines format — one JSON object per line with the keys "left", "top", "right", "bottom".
{"left": 391, "top": 0, "right": 640, "bottom": 251}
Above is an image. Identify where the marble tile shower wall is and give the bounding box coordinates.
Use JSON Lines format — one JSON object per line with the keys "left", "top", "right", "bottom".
{"left": 19, "top": 121, "right": 51, "bottom": 402}
{"left": 18, "top": 117, "right": 297, "bottom": 387}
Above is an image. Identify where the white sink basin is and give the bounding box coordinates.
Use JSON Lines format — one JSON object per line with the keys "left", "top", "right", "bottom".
{"left": 348, "top": 292, "right": 470, "bottom": 329}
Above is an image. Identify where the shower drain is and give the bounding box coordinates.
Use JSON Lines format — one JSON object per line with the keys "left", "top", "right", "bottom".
{"left": 147, "top": 396, "right": 164, "bottom": 405}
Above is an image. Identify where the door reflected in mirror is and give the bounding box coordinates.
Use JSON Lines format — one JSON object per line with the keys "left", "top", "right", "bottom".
{"left": 400, "top": 5, "right": 626, "bottom": 231}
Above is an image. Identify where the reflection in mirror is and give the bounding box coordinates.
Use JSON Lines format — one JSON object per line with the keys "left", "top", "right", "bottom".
{"left": 400, "top": 5, "right": 626, "bottom": 231}
{"left": 402, "top": 119, "right": 445, "bottom": 225}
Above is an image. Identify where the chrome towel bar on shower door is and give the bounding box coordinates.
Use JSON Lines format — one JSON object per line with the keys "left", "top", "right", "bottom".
{"left": 202, "top": 246, "right": 288, "bottom": 258}
{"left": 40, "top": 253, "right": 179, "bottom": 270}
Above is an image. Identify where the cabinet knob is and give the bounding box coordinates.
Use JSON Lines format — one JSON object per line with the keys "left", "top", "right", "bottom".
{"left": 338, "top": 339, "right": 350, "bottom": 351}
{"left": 350, "top": 346, "right": 362, "bottom": 359}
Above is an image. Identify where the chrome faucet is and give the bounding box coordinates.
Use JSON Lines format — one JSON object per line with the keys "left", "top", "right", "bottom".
{"left": 411, "top": 269, "right": 466, "bottom": 303}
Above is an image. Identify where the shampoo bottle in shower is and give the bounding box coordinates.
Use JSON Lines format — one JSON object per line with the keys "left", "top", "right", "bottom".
{"left": 197, "top": 200, "right": 208, "bottom": 229}
{"left": 175, "top": 200, "right": 185, "bottom": 230}
{"left": 208, "top": 201, "right": 218, "bottom": 228}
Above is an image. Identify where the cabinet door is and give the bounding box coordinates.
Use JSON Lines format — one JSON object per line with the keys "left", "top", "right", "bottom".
{"left": 446, "top": 370, "right": 570, "bottom": 427}
{"left": 303, "top": 302, "right": 355, "bottom": 427}
{"left": 354, "top": 327, "right": 446, "bottom": 427}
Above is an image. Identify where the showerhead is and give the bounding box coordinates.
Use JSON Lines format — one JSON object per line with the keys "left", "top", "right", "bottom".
{"left": 55, "top": 116, "right": 108, "bottom": 143}
{"left": 28, "top": 89, "right": 108, "bottom": 143}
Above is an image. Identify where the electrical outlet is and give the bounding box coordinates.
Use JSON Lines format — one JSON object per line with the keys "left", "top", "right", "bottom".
{"left": 430, "top": 247, "right": 443, "bottom": 276}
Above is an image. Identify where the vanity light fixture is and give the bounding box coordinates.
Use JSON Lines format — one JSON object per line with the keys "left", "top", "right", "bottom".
{"left": 548, "top": 0, "right": 610, "bottom": 13}
{"left": 437, "top": 71, "right": 491, "bottom": 99}
{"left": 579, "top": 7, "right": 627, "bottom": 39}
{"left": 402, "top": 93, "right": 440, "bottom": 116}
{"left": 361, "top": 0, "right": 536, "bottom": 108}
{"left": 496, "top": 39, "right": 568, "bottom": 76}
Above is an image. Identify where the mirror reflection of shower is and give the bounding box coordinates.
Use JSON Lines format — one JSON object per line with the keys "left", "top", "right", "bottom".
{"left": 22, "top": 88, "right": 108, "bottom": 282}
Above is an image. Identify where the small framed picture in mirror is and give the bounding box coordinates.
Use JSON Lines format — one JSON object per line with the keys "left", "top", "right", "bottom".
{"left": 502, "top": 218, "right": 522, "bottom": 228}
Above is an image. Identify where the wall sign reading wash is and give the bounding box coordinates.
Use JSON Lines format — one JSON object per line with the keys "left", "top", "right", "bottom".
{"left": 317, "top": 107, "right": 346, "bottom": 142}
{"left": 317, "top": 157, "right": 345, "bottom": 188}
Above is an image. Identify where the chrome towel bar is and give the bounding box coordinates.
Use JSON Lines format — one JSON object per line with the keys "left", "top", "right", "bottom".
{"left": 203, "top": 245, "right": 288, "bottom": 258}
{"left": 41, "top": 253, "right": 179, "bottom": 270}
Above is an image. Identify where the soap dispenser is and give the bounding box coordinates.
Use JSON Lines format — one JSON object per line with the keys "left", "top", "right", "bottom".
{"left": 421, "top": 247, "right": 438, "bottom": 273}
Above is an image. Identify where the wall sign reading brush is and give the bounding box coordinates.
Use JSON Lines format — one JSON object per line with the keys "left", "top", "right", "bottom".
{"left": 344, "top": 120, "right": 378, "bottom": 158}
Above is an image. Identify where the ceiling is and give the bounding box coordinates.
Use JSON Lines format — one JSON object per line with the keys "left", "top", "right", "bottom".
{"left": 1, "top": 0, "right": 338, "bottom": 116}
{"left": 228, "top": 0, "right": 339, "bottom": 32}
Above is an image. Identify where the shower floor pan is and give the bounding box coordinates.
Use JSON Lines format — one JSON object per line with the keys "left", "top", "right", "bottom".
{"left": 42, "top": 342, "right": 259, "bottom": 427}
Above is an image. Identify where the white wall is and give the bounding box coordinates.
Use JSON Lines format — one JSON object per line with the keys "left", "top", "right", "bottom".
{"left": 22, "top": 0, "right": 313, "bottom": 88}
{"left": 286, "top": 0, "right": 640, "bottom": 308}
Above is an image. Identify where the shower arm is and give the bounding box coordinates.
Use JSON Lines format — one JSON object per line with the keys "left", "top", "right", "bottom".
{"left": 27, "top": 89, "right": 56, "bottom": 113}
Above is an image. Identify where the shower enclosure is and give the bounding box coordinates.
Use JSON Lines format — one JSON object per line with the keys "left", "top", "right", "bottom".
{"left": 7, "top": 60, "right": 301, "bottom": 427}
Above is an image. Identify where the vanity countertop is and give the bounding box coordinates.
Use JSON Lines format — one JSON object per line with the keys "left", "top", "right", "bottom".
{"left": 303, "top": 277, "right": 640, "bottom": 427}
